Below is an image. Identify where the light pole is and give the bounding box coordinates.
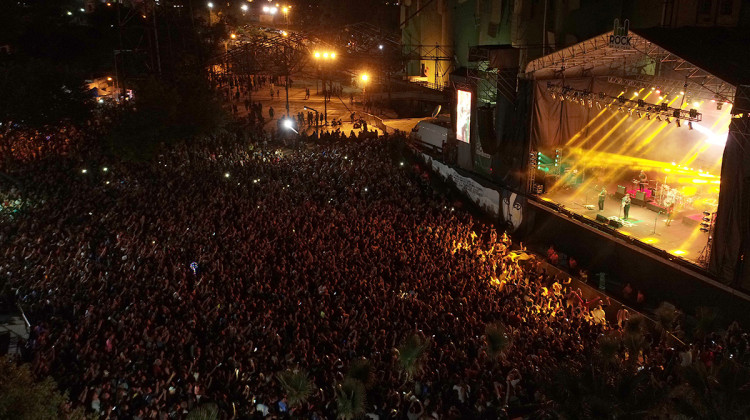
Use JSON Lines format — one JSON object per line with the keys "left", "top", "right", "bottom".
{"left": 360, "top": 73, "right": 369, "bottom": 105}
{"left": 282, "top": 6, "right": 290, "bottom": 27}
{"left": 313, "top": 50, "right": 336, "bottom": 125}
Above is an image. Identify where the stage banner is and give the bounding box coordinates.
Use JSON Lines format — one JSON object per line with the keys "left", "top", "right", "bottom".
{"left": 500, "top": 188, "right": 526, "bottom": 233}
{"left": 421, "top": 153, "right": 500, "bottom": 218}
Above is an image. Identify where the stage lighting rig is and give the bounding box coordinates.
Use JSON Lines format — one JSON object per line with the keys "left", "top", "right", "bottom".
{"left": 545, "top": 83, "right": 703, "bottom": 124}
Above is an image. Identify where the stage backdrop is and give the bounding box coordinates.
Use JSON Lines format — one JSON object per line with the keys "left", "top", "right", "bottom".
{"left": 531, "top": 77, "right": 728, "bottom": 171}
{"left": 711, "top": 117, "right": 750, "bottom": 288}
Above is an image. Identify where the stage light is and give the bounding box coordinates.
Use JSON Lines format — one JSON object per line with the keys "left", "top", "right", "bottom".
{"left": 633, "top": 91, "right": 639, "bottom": 96}
{"left": 680, "top": 91, "right": 685, "bottom": 95}
{"left": 676, "top": 119, "right": 681, "bottom": 127}
{"left": 656, "top": 115, "right": 662, "bottom": 121}
{"left": 693, "top": 101, "right": 700, "bottom": 108}
{"left": 646, "top": 113, "right": 651, "bottom": 120}
{"left": 688, "top": 122, "right": 693, "bottom": 130}
{"left": 717, "top": 102, "right": 723, "bottom": 110}
{"left": 666, "top": 117, "right": 671, "bottom": 124}
{"left": 636, "top": 111, "right": 642, "bottom": 118}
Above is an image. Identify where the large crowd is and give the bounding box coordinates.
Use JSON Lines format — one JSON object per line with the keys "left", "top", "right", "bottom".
{"left": 1, "top": 118, "right": 749, "bottom": 419}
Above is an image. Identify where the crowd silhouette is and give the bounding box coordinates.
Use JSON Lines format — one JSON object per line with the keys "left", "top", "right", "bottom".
{"left": 1, "top": 121, "right": 749, "bottom": 419}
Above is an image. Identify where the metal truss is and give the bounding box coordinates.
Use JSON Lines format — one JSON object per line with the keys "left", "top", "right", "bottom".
{"left": 546, "top": 82, "right": 703, "bottom": 122}
{"left": 211, "top": 32, "right": 311, "bottom": 76}
{"left": 338, "top": 22, "right": 400, "bottom": 54}
{"left": 525, "top": 31, "right": 736, "bottom": 104}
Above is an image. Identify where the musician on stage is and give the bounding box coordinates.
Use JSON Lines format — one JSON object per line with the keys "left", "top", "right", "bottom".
{"left": 638, "top": 170, "right": 648, "bottom": 192}
{"left": 598, "top": 187, "right": 606, "bottom": 211}
{"left": 664, "top": 197, "right": 675, "bottom": 226}
{"left": 622, "top": 194, "right": 631, "bottom": 220}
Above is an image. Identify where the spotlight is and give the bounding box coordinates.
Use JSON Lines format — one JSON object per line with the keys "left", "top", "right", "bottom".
{"left": 676, "top": 119, "right": 681, "bottom": 127}
{"left": 656, "top": 115, "right": 662, "bottom": 121}
{"left": 636, "top": 111, "right": 642, "bottom": 118}
{"left": 703, "top": 211, "right": 711, "bottom": 216}
{"left": 717, "top": 102, "right": 723, "bottom": 110}
{"left": 688, "top": 121, "right": 693, "bottom": 130}
{"left": 596, "top": 102, "right": 602, "bottom": 110}
{"left": 646, "top": 113, "right": 651, "bottom": 120}
{"left": 666, "top": 117, "right": 671, "bottom": 124}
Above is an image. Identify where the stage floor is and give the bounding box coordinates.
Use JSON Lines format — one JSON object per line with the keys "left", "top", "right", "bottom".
{"left": 543, "top": 187, "right": 709, "bottom": 264}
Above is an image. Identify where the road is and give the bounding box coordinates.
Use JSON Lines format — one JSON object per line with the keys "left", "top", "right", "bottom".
{"left": 225, "top": 75, "right": 397, "bottom": 136}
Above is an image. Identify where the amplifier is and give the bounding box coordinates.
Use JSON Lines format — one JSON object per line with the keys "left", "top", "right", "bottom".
{"left": 609, "top": 219, "right": 623, "bottom": 228}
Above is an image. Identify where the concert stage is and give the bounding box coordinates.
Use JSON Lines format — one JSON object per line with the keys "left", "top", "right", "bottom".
{"left": 543, "top": 187, "right": 710, "bottom": 264}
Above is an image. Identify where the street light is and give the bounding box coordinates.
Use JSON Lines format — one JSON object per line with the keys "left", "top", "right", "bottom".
{"left": 361, "top": 73, "right": 369, "bottom": 104}
{"left": 283, "top": 117, "right": 298, "bottom": 133}
{"left": 313, "top": 51, "right": 336, "bottom": 125}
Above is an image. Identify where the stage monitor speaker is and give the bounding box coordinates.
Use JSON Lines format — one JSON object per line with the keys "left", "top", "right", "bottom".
{"left": 647, "top": 202, "right": 664, "bottom": 213}
{"left": 596, "top": 214, "right": 608, "bottom": 223}
{"left": 617, "top": 185, "right": 626, "bottom": 195}
{"left": 634, "top": 191, "right": 646, "bottom": 206}
{"left": 609, "top": 219, "right": 623, "bottom": 228}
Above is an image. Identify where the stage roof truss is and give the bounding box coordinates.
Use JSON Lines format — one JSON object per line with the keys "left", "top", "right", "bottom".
{"left": 526, "top": 31, "right": 736, "bottom": 104}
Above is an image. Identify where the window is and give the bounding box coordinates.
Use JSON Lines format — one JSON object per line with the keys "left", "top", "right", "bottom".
{"left": 698, "top": 0, "right": 713, "bottom": 14}
{"left": 720, "top": 0, "right": 733, "bottom": 15}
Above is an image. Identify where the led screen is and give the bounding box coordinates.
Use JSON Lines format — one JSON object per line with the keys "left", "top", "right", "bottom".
{"left": 456, "top": 90, "right": 471, "bottom": 143}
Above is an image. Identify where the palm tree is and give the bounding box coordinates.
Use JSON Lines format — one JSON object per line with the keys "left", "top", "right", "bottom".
{"left": 693, "top": 306, "right": 720, "bottom": 340}
{"left": 346, "top": 358, "right": 375, "bottom": 389}
{"left": 670, "top": 359, "right": 750, "bottom": 419}
{"left": 396, "top": 334, "right": 430, "bottom": 379}
{"left": 596, "top": 332, "right": 620, "bottom": 366}
{"left": 276, "top": 369, "right": 313, "bottom": 408}
{"left": 485, "top": 322, "right": 512, "bottom": 361}
{"left": 625, "top": 314, "right": 645, "bottom": 337}
{"left": 336, "top": 377, "right": 367, "bottom": 420}
{"left": 187, "top": 403, "right": 219, "bottom": 420}
{"left": 654, "top": 301, "right": 681, "bottom": 343}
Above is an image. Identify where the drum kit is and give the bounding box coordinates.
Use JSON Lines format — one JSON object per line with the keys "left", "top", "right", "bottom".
{"left": 656, "top": 183, "right": 693, "bottom": 209}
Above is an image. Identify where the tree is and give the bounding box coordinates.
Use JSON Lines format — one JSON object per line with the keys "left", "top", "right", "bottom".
{"left": 186, "top": 403, "right": 219, "bottom": 420}
{"left": 336, "top": 378, "right": 367, "bottom": 420}
{"left": 396, "top": 334, "right": 430, "bottom": 380}
{"left": 345, "top": 358, "right": 375, "bottom": 389}
{"left": 653, "top": 301, "right": 681, "bottom": 343}
{"left": 276, "top": 369, "right": 313, "bottom": 409}
{"left": 671, "top": 360, "right": 750, "bottom": 419}
{"left": 106, "top": 74, "right": 226, "bottom": 160}
{"left": 0, "top": 357, "right": 85, "bottom": 420}
{"left": 485, "top": 321, "right": 512, "bottom": 361}
{"left": 693, "top": 306, "right": 721, "bottom": 340}
{"left": 0, "top": 58, "right": 92, "bottom": 127}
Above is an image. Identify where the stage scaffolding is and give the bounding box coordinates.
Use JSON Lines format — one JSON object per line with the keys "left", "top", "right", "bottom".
{"left": 525, "top": 31, "right": 736, "bottom": 104}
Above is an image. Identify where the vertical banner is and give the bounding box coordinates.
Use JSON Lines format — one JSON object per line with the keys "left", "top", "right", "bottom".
{"left": 456, "top": 89, "right": 472, "bottom": 143}
{"left": 501, "top": 189, "right": 526, "bottom": 232}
